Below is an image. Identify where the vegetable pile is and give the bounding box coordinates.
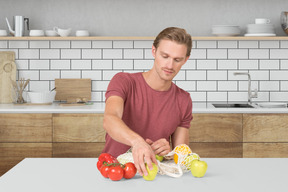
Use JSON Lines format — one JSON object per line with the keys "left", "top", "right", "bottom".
{"left": 97, "top": 153, "right": 137, "bottom": 181}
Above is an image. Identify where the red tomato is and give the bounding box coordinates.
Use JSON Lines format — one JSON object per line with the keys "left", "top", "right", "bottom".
{"left": 100, "top": 165, "right": 111, "bottom": 178}
{"left": 98, "top": 153, "right": 112, "bottom": 162}
{"left": 97, "top": 160, "right": 103, "bottom": 171}
{"left": 108, "top": 166, "right": 124, "bottom": 181}
{"left": 123, "top": 162, "right": 137, "bottom": 179}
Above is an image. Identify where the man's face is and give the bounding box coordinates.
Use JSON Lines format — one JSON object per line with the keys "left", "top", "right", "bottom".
{"left": 152, "top": 39, "right": 189, "bottom": 82}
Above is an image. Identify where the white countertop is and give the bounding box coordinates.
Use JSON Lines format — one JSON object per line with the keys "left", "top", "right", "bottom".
{"left": 0, "top": 102, "right": 288, "bottom": 113}
{"left": 0, "top": 158, "right": 287, "bottom": 192}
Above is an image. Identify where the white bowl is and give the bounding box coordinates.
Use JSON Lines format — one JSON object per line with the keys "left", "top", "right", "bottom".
{"left": 212, "top": 25, "right": 241, "bottom": 36}
{"left": 27, "top": 91, "right": 56, "bottom": 104}
{"left": 29, "top": 30, "right": 44, "bottom": 37}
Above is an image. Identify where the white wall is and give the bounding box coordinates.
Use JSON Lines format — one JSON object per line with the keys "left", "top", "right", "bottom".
{"left": 0, "top": 0, "right": 288, "bottom": 36}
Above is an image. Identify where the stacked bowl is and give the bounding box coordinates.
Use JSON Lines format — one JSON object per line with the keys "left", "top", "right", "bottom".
{"left": 245, "top": 19, "right": 276, "bottom": 36}
{"left": 212, "top": 25, "right": 241, "bottom": 36}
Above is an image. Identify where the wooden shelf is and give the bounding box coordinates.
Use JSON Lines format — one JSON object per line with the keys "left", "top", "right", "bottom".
{"left": 0, "top": 36, "right": 288, "bottom": 41}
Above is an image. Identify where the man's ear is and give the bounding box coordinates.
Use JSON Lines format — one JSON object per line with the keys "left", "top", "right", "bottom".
{"left": 152, "top": 45, "right": 156, "bottom": 58}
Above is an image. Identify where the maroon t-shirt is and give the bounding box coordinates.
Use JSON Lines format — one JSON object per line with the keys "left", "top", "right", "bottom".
{"left": 102, "top": 72, "right": 193, "bottom": 157}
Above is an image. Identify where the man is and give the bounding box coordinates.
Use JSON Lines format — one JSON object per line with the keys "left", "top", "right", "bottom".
{"left": 102, "top": 27, "right": 193, "bottom": 176}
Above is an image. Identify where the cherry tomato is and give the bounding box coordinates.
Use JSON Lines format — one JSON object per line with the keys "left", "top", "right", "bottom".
{"left": 123, "top": 162, "right": 137, "bottom": 179}
{"left": 108, "top": 165, "right": 124, "bottom": 181}
{"left": 97, "top": 153, "right": 118, "bottom": 171}
{"left": 100, "top": 165, "right": 111, "bottom": 178}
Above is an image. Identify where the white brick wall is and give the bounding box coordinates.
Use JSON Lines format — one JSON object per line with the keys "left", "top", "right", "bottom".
{"left": 1, "top": 39, "right": 288, "bottom": 103}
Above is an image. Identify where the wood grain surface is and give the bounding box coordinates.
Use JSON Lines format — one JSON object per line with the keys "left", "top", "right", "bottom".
{"left": 243, "top": 143, "right": 288, "bottom": 157}
{"left": 53, "top": 143, "right": 105, "bottom": 157}
{"left": 243, "top": 114, "right": 288, "bottom": 142}
{"left": 53, "top": 113, "right": 105, "bottom": 142}
{"left": 55, "top": 79, "right": 91, "bottom": 101}
{"left": 0, "top": 114, "right": 52, "bottom": 142}
{"left": 190, "top": 114, "right": 243, "bottom": 142}
{"left": 189, "top": 142, "right": 243, "bottom": 158}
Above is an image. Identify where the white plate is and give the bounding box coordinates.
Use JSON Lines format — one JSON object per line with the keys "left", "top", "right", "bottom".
{"left": 212, "top": 33, "right": 240, "bottom": 36}
{"left": 244, "top": 33, "right": 276, "bottom": 36}
{"left": 258, "top": 102, "right": 287, "bottom": 108}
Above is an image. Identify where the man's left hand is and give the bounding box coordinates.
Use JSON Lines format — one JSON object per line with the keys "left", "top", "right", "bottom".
{"left": 146, "top": 138, "right": 171, "bottom": 156}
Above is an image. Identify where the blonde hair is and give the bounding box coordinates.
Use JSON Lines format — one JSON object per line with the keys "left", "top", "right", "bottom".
{"left": 153, "top": 27, "right": 192, "bottom": 57}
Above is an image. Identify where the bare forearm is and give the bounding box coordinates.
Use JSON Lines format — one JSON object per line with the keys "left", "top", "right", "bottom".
{"left": 103, "top": 114, "right": 144, "bottom": 147}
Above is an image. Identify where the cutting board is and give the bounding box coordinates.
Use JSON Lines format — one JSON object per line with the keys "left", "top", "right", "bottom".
{"left": 0, "top": 51, "right": 16, "bottom": 104}
{"left": 55, "top": 79, "right": 91, "bottom": 101}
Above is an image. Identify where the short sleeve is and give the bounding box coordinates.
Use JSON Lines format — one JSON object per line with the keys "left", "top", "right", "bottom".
{"left": 105, "top": 72, "right": 131, "bottom": 102}
{"left": 178, "top": 95, "right": 193, "bottom": 128}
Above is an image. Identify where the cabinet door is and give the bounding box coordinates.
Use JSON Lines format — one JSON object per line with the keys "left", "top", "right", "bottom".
{"left": 0, "top": 114, "right": 52, "bottom": 142}
{"left": 243, "top": 143, "right": 288, "bottom": 158}
{"left": 53, "top": 143, "right": 105, "bottom": 157}
{"left": 243, "top": 114, "right": 288, "bottom": 142}
{"left": 189, "top": 143, "right": 243, "bottom": 158}
{"left": 53, "top": 114, "right": 106, "bottom": 142}
{"left": 0, "top": 143, "right": 52, "bottom": 176}
{"left": 190, "top": 114, "right": 243, "bottom": 142}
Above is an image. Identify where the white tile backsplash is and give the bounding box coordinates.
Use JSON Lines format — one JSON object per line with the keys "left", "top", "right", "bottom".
{"left": 19, "top": 49, "right": 39, "bottom": 59}
{"left": 71, "top": 60, "right": 91, "bottom": 69}
{"left": 280, "top": 60, "right": 288, "bottom": 69}
{"left": 51, "top": 41, "right": 70, "bottom": 48}
{"left": 124, "top": 49, "right": 143, "bottom": 59}
{"left": 40, "top": 49, "right": 60, "bottom": 59}
{"left": 40, "top": 71, "right": 60, "bottom": 80}
{"left": 9, "top": 41, "right": 28, "bottom": 48}
{"left": 61, "top": 49, "right": 81, "bottom": 59}
{"left": 92, "top": 60, "right": 113, "bottom": 69}
{"left": 60, "top": 70, "right": 81, "bottom": 78}
{"left": 51, "top": 60, "right": 71, "bottom": 69}
{"left": 30, "top": 60, "right": 49, "bottom": 70}
{"left": 196, "top": 41, "right": 217, "bottom": 48}
{"left": 218, "top": 41, "right": 237, "bottom": 48}
{"left": 82, "top": 71, "right": 102, "bottom": 80}
{"left": 30, "top": 41, "right": 49, "bottom": 48}
{"left": 238, "top": 60, "right": 258, "bottom": 70}
{"left": 270, "top": 49, "right": 288, "bottom": 59}
{"left": 259, "top": 41, "right": 279, "bottom": 48}
{"left": 4, "top": 39, "right": 288, "bottom": 103}
{"left": 103, "top": 49, "right": 122, "bottom": 59}
{"left": 0, "top": 41, "right": 7, "bottom": 48}
{"left": 270, "top": 71, "right": 288, "bottom": 80}
{"left": 113, "top": 60, "right": 133, "bottom": 70}
{"left": 71, "top": 41, "right": 91, "bottom": 48}
{"left": 239, "top": 41, "right": 258, "bottom": 48}
{"left": 82, "top": 49, "right": 101, "bottom": 59}
{"left": 228, "top": 49, "right": 248, "bottom": 59}
{"left": 207, "top": 49, "right": 227, "bottom": 59}
{"left": 113, "top": 41, "right": 133, "bottom": 48}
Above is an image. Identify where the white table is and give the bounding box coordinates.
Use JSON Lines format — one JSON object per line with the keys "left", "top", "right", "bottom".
{"left": 0, "top": 158, "right": 287, "bottom": 192}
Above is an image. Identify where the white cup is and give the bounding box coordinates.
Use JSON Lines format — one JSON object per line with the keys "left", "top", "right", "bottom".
{"left": 53, "top": 27, "right": 71, "bottom": 37}
{"left": 255, "top": 18, "right": 270, "bottom": 24}
{"left": 0, "top": 29, "right": 8, "bottom": 36}
{"left": 29, "top": 30, "right": 44, "bottom": 37}
{"left": 76, "top": 30, "right": 89, "bottom": 37}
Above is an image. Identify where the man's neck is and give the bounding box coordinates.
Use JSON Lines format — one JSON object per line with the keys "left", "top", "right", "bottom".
{"left": 142, "top": 70, "right": 172, "bottom": 91}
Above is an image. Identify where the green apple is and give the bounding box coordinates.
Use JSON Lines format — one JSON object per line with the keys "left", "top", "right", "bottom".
{"left": 155, "top": 155, "right": 164, "bottom": 162}
{"left": 143, "top": 163, "right": 158, "bottom": 181}
{"left": 190, "top": 160, "right": 208, "bottom": 178}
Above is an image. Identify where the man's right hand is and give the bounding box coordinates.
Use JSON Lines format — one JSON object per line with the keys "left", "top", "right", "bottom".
{"left": 131, "top": 139, "right": 158, "bottom": 176}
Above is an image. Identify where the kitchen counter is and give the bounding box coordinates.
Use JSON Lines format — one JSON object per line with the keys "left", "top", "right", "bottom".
{"left": 0, "top": 158, "right": 287, "bottom": 192}
{"left": 0, "top": 102, "right": 288, "bottom": 113}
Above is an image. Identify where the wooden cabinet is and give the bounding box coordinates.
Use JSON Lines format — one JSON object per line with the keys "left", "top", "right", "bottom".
{"left": 52, "top": 113, "right": 106, "bottom": 157}
{"left": 189, "top": 114, "right": 243, "bottom": 158}
{"left": 243, "top": 114, "right": 288, "bottom": 157}
{"left": 1, "top": 112, "right": 288, "bottom": 176}
{"left": 0, "top": 114, "right": 53, "bottom": 176}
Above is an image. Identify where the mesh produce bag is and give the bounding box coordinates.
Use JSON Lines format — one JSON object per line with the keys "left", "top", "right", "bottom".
{"left": 117, "top": 144, "right": 200, "bottom": 178}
